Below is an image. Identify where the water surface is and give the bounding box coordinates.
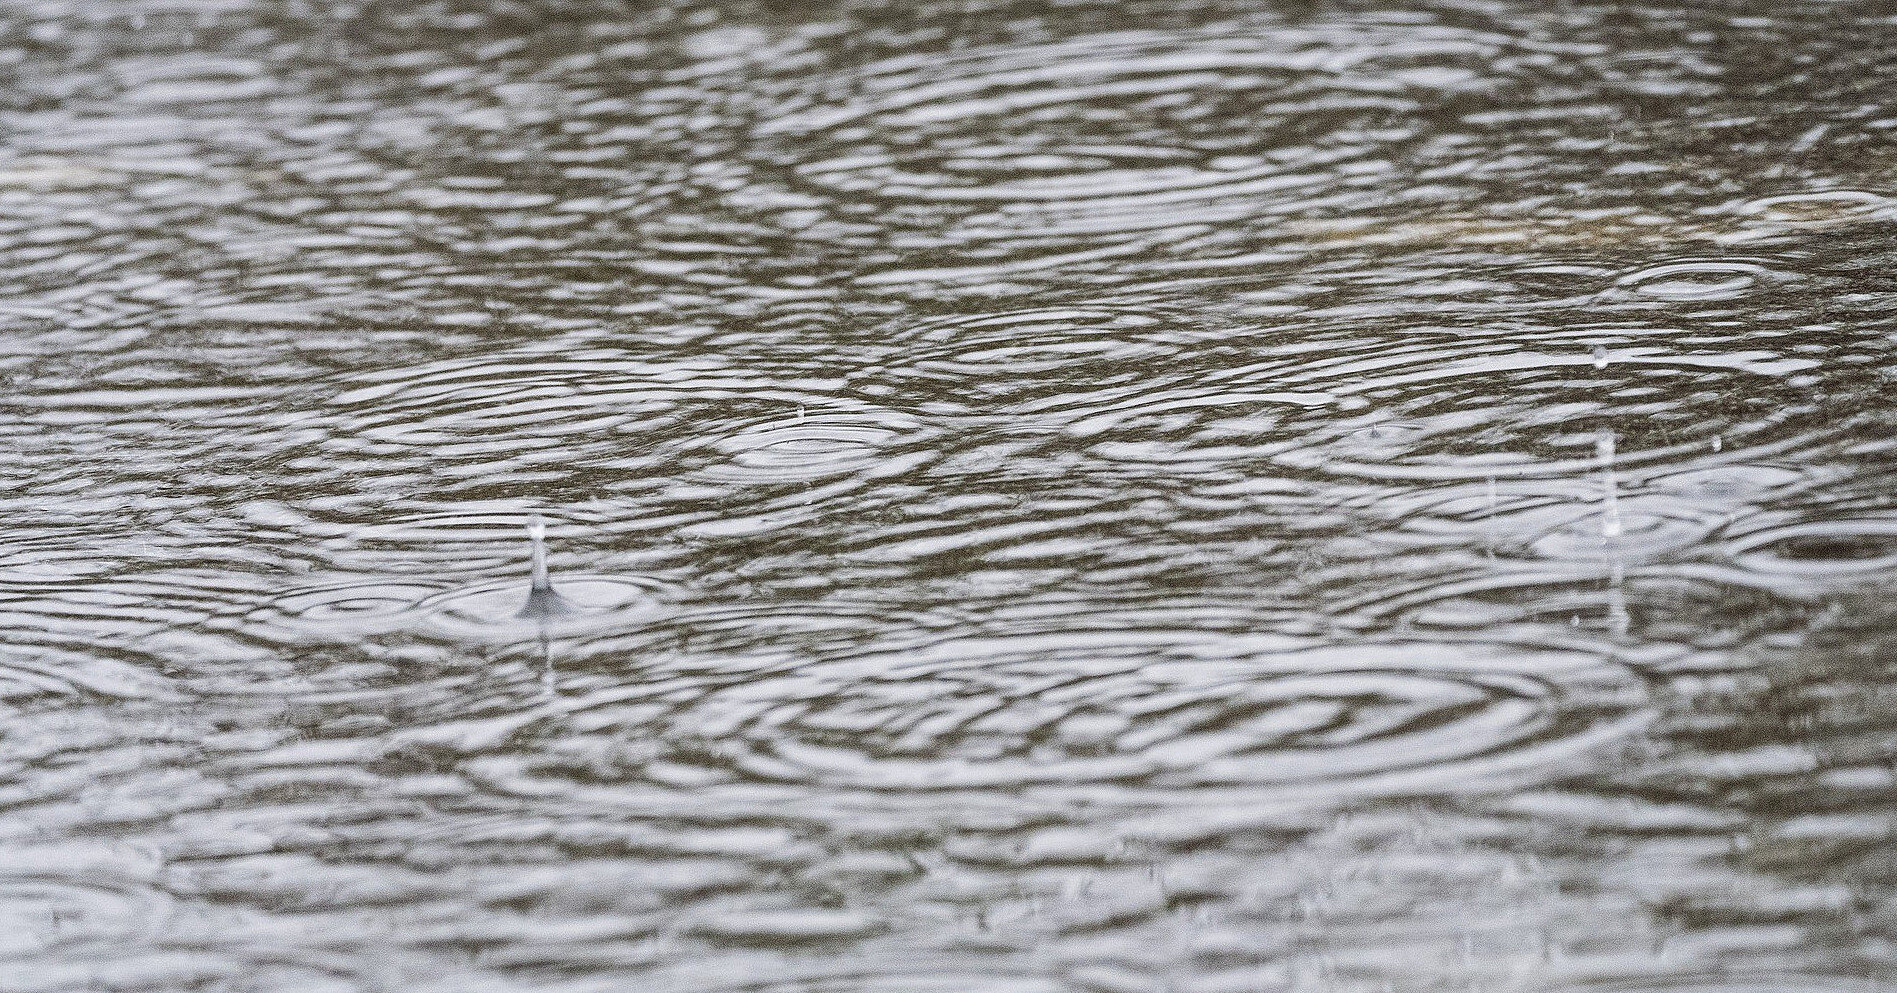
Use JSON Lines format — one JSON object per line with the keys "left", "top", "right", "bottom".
{"left": 5, "top": 1, "right": 1897, "bottom": 990}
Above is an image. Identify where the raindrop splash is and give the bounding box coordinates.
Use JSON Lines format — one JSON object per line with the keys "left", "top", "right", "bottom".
{"left": 518, "top": 515, "right": 576, "bottom": 621}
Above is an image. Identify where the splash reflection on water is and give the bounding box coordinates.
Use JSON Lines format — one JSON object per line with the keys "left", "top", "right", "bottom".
{"left": 4, "top": 0, "right": 1897, "bottom": 990}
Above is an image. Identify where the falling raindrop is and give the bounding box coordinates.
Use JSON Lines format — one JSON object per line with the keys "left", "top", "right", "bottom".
{"left": 1606, "top": 554, "right": 1629, "bottom": 638}
{"left": 1597, "top": 429, "right": 1622, "bottom": 542}
{"left": 1598, "top": 431, "right": 1630, "bottom": 636}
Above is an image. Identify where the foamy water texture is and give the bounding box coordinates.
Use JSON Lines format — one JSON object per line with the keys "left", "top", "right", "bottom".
{"left": 4, "top": 1, "right": 1897, "bottom": 990}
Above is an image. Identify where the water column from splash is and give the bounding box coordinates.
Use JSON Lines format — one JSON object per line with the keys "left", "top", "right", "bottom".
{"left": 520, "top": 515, "right": 573, "bottom": 619}
{"left": 1598, "top": 429, "right": 1629, "bottom": 636}
{"left": 520, "top": 514, "right": 574, "bottom": 697}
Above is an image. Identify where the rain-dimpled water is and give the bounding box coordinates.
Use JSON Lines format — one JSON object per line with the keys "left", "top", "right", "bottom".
{"left": 5, "top": 1, "right": 1897, "bottom": 990}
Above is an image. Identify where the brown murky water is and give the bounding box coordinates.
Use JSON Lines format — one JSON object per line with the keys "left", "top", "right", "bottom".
{"left": 5, "top": 1, "right": 1897, "bottom": 990}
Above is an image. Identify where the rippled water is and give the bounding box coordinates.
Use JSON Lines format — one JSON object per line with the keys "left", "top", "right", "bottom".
{"left": 5, "top": 1, "right": 1897, "bottom": 989}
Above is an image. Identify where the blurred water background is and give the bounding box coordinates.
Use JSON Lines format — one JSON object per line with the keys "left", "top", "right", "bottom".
{"left": 4, "top": 1, "right": 1897, "bottom": 990}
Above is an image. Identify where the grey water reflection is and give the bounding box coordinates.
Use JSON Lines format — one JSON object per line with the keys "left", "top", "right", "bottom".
{"left": 4, "top": 0, "right": 1897, "bottom": 989}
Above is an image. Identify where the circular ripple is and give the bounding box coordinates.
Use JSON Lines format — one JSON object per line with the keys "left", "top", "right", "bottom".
{"left": 769, "top": 38, "right": 1353, "bottom": 217}
{"left": 1325, "top": 565, "right": 1652, "bottom": 637}
{"left": 1266, "top": 334, "right": 1826, "bottom": 482}
{"left": 524, "top": 627, "right": 1644, "bottom": 804}
{"left": 1059, "top": 387, "right": 1335, "bottom": 473}
{"left": 853, "top": 304, "right": 1302, "bottom": 468}
{"left": 1737, "top": 189, "right": 1896, "bottom": 227}
{"left": 1389, "top": 485, "right": 1720, "bottom": 561}
{"left": 1646, "top": 462, "right": 1810, "bottom": 501}
{"left": 0, "top": 644, "right": 180, "bottom": 706}
{"left": 794, "top": 142, "right": 1279, "bottom": 207}
{"left": 652, "top": 962, "right": 1049, "bottom": 993}
{"left": 0, "top": 848, "right": 173, "bottom": 958}
{"left": 689, "top": 404, "right": 927, "bottom": 485}
{"left": 330, "top": 353, "right": 677, "bottom": 446}
{"left": 762, "top": 24, "right": 1518, "bottom": 271}
{"left": 1335, "top": 418, "right": 1431, "bottom": 455}
{"left": 249, "top": 511, "right": 673, "bottom": 640}
{"left": 325, "top": 352, "right": 847, "bottom": 473}
{"left": 252, "top": 573, "right": 668, "bottom": 640}
{"left": 261, "top": 579, "right": 452, "bottom": 633}
{"left": 854, "top": 304, "right": 1221, "bottom": 416}
{"left": 1525, "top": 495, "right": 1720, "bottom": 561}
{"left": 1728, "top": 518, "right": 1897, "bottom": 578}
{"left": 1606, "top": 257, "right": 1786, "bottom": 301}
{"left": 1564, "top": 978, "right": 1883, "bottom": 993}
{"left": 422, "top": 574, "right": 670, "bottom": 636}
